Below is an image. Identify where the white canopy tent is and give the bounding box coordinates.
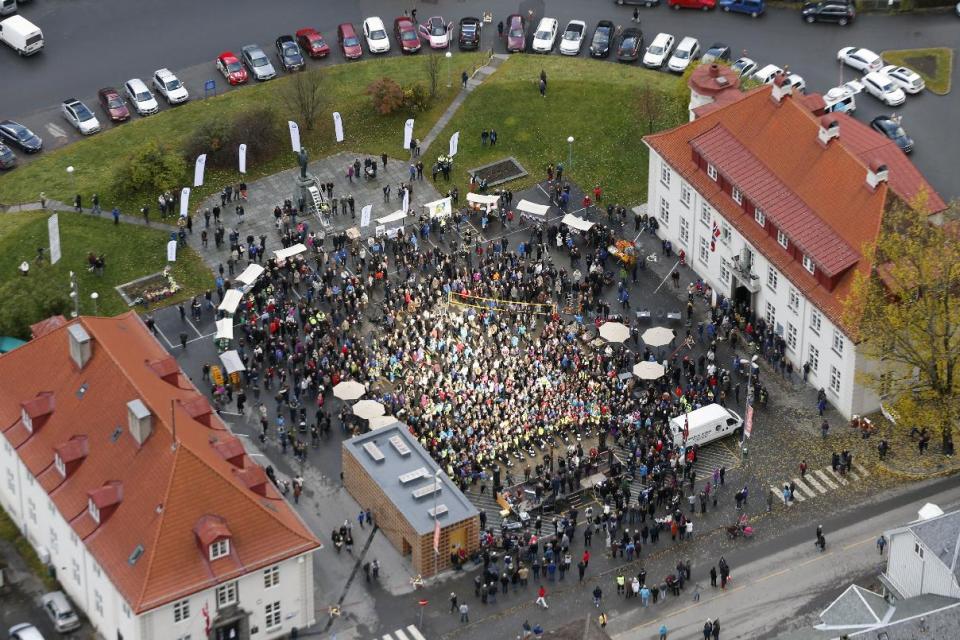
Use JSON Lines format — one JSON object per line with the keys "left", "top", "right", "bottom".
{"left": 423, "top": 197, "right": 453, "bottom": 219}
{"left": 376, "top": 210, "right": 407, "bottom": 225}
{"left": 352, "top": 399, "right": 386, "bottom": 420}
{"left": 235, "top": 263, "right": 265, "bottom": 287}
{"left": 517, "top": 199, "right": 550, "bottom": 221}
{"left": 467, "top": 192, "right": 500, "bottom": 213}
{"left": 214, "top": 319, "right": 234, "bottom": 341}
{"left": 633, "top": 361, "right": 666, "bottom": 380}
{"left": 562, "top": 214, "right": 594, "bottom": 233}
{"left": 218, "top": 289, "right": 243, "bottom": 314}
{"left": 274, "top": 243, "right": 307, "bottom": 261}
{"left": 219, "top": 350, "right": 246, "bottom": 374}
{"left": 599, "top": 321, "right": 630, "bottom": 343}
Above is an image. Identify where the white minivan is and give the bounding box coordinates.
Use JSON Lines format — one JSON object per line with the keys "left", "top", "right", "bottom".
{"left": 668, "top": 404, "right": 743, "bottom": 448}
{"left": 0, "top": 14, "right": 43, "bottom": 56}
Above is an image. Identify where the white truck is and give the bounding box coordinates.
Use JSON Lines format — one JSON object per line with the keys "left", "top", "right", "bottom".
{"left": 668, "top": 403, "right": 743, "bottom": 448}
{"left": 0, "top": 14, "right": 43, "bottom": 56}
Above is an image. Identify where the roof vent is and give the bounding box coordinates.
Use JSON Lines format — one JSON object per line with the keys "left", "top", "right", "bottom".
{"left": 21, "top": 392, "right": 55, "bottom": 433}
{"left": 126, "top": 399, "right": 153, "bottom": 447}
{"left": 771, "top": 73, "right": 792, "bottom": 104}
{"left": 866, "top": 160, "right": 889, "bottom": 191}
{"left": 715, "top": 76, "right": 729, "bottom": 87}
{"left": 428, "top": 504, "right": 449, "bottom": 518}
{"left": 412, "top": 483, "right": 442, "bottom": 500}
{"left": 399, "top": 467, "right": 430, "bottom": 485}
{"left": 818, "top": 116, "right": 840, "bottom": 146}
{"left": 67, "top": 324, "right": 93, "bottom": 370}
{"left": 363, "top": 441, "right": 385, "bottom": 463}
{"left": 389, "top": 435, "right": 411, "bottom": 457}
{"left": 708, "top": 64, "right": 720, "bottom": 78}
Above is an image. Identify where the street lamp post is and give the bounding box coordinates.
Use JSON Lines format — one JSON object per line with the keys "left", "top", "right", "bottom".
{"left": 740, "top": 354, "right": 759, "bottom": 461}
{"left": 90, "top": 292, "right": 99, "bottom": 315}
{"left": 68, "top": 271, "right": 79, "bottom": 318}
{"left": 66, "top": 165, "right": 76, "bottom": 200}
{"left": 432, "top": 468, "right": 441, "bottom": 580}
{"left": 566, "top": 136, "right": 574, "bottom": 174}
{"left": 445, "top": 51, "right": 453, "bottom": 88}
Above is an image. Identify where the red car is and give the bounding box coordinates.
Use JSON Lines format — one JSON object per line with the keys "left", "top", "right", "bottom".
{"left": 338, "top": 23, "right": 363, "bottom": 59}
{"left": 669, "top": 0, "right": 717, "bottom": 10}
{"left": 394, "top": 17, "right": 421, "bottom": 53}
{"left": 216, "top": 51, "right": 249, "bottom": 85}
{"left": 296, "top": 28, "right": 330, "bottom": 58}
{"left": 96, "top": 87, "right": 130, "bottom": 122}
{"left": 505, "top": 14, "right": 527, "bottom": 53}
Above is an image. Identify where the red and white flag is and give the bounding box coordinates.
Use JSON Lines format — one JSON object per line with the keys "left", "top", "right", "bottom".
{"left": 433, "top": 519, "right": 441, "bottom": 553}
{"left": 711, "top": 221, "right": 721, "bottom": 252}
{"left": 744, "top": 405, "right": 754, "bottom": 438}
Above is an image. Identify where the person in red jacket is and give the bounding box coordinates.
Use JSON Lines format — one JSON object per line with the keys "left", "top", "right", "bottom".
{"left": 536, "top": 585, "right": 549, "bottom": 608}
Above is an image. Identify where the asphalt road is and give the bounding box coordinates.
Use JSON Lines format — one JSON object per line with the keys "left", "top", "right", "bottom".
{"left": 2, "top": 1, "right": 958, "bottom": 199}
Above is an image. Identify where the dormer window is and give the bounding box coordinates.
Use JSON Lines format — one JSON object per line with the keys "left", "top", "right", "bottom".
{"left": 731, "top": 187, "right": 742, "bottom": 205}
{"left": 210, "top": 539, "right": 230, "bottom": 561}
{"left": 803, "top": 255, "right": 816, "bottom": 274}
{"left": 88, "top": 498, "right": 100, "bottom": 524}
{"left": 754, "top": 208, "right": 766, "bottom": 226}
{"left": 54, "top": 453, "right": 66, "bottom": 477}
{"left": 777, "top": 230, "right": 788, "bottom": 249}
{"left": 707, "top": 164, "right": 718, "bottom": 181}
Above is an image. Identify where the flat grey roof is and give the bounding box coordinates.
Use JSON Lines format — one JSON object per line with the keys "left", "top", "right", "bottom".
{"left": 344, "top": 423, "right": 478, "bottom": 535}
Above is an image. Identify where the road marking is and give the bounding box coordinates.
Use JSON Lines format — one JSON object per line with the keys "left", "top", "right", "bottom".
{"left": 815, "top": 469, "right": 839, "bottom": 490}
{"left": 854, "top": 462, "right": 871, "bottom": 477}
{"left": 152, "top": 324, "right": 175, "bottom": 349}
{"left": 394, "top": 630, "right": 410, "bottom": 640}
{"left": 405, "top": 626, "right": 427, "bottom": 640}
{"left": 185, "top": 316, "right": 204, "bottom": 338}
{"left": 788, "top": 479, "right": 808, "bottom": 501}
{"left": 825, "top": 467, "right": 849, "bottom": 486}
{"left": 45, "top": 122, "right": 68, "bottom": 138}
{"left": 804, "top": 473, "right": 827, "bottom": 494}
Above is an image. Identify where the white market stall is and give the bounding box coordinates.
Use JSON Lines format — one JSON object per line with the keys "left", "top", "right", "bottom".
{"left": 235, "top": 263, "right": 265, "bottom": 289}
{"left": 274, "top": 243, "right": 306, "bottom": 263}
{"left": 218, "top": 289, "right": 243, "bottom": 314}
{"left": 562, "top": 214, "right": 594, "bottom": 235}
{"left": 467, "top": 192, "right": 500, "bottom": 214}
{"left": 423, "top": 196, "right": 453, "bottom": 219}
{"left": 517, "top": 199, "right": 550, "bottom": 224}
{"left": 215, "top": 319, "right": 235, "bottom": 341}
{"left": 375, "top": 210, "right": 407, "bottom": 238}
{"left": 219, "top": 350, "right": 246, "bottom": 375}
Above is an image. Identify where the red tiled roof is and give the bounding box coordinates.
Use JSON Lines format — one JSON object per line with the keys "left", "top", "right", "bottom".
{"left": 0, "top": 313, "right": 320, "bottom": 614}
{"left": 193, "top": 514, "right": 231, "bottom": 547}
{"left": 30, "top": 315, "right": 67, "bottom": 340}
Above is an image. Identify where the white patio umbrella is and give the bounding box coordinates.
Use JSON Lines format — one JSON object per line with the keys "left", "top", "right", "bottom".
{"left": 352, "top": 399, "right": 386, "bottom": 420}
{"left": 598, "top": 321, "right": 630, "bottom": 344}
{"left": 368, "top": 415, "right": 397, "bottom": 430}
{"left": 633, "top": 361, "right": 666, "bottom": 381}
{"left": 641, "top": 326, "right": 674, "bottom": 348}
{"left": 333, "top": 380, "right": 366, "bottom": 401}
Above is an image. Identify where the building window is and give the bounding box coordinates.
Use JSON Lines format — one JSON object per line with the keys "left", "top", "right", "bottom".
{"left": 679, "top": 217, "right": 690, "bottom": 245}
{"left": 720, "top": 258, "right": 731, "bottom": 284}
{"left": 93, "top": 562, "right": 101, "bottom": 577}
{"left": 700, "top": 202, "right": 711, "bottom": 226}
{"left": 829, "top": 365, "right": 841, "bottom": 396}
{"left": 71, "top": 559, "right": 81, "bottom": 585}
{"left": 832, "top": 329, "right": 845, "bottom": 357}
{"left": 777, "top": 229, "right": 788, "bottom": 249}
{"left": 787, "top": 323, "right": 798, "bottom": 352}
{"left": 699, "top": 237, "right": 710, "bottom": 264}
{"left": 49, "top": 527, "right": 58, "bottom": 554}
{"left": 731, "top": 187, "right": 742, "bottom": 205}
{"left": 88, "top": 498, "right": 100, "bottom": 524}
{"left": 658, "top": 196, "right": 670, "bottom": 224}
{"left": 660, "top": 163, "right": 672, "bottom": 188}
{"left": 754, "top": 208, "right": 766, "bottom": 226}
{"left": 810, "top": 309, "right": 822, "bottom": 335}
{"left": 721, "top": 223, "right": 732, "bottom": 245}
{"left": 264, "top": 565, "right": 280, "bottom": 589}
{"left": 94, "top": 590, "right": 103, "bottom": 617}
{"left": 914, "top": 543, "right": 924, "bottom": 558}
{"left": 54, "top": 453, "right": 66, "bottom": 477}
{"left": 803, "top": 255, "right": 815, "bottom": 274}
{"left": 707, "top": 164, "right": 718, "bottom": 181}
{"left": 265, "top": 601, "right": 282, "bottom": 631}
{"left": 808, "top": 344, "right": 820, "bottom": 373}
{"left": 123, "top": 603, "right": 131, "bottom": 619}
{"left": 27, "top": 498, "right": 36, "bottom": 524}
{"left": 173, "top": 599, "right": 190, "bottom": 623}
{"left": 6, "top": 468, "right": 14, "bottom": 494}
{"left": 70, "top": 531, "right": 78, "bottom": 547}
{"left": 209, "top": 539, "right": 230, "bottom": 561}
{"left": 215, "top": 581, "right": 238, "bottom": 609}
{"left": 767, "top": 267, "right": 779, "bottom": 292}
{"left": 788, "top": 288, "right": 800, "bottom": 313}
{"left": 680, "top": 182, "right": 691, "bottom": 207}
{"left": 765, "top": 301, "right": 776, "bottom": 326}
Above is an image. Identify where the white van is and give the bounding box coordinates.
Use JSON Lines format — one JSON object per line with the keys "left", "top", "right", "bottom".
{"left": 668, "top": 404, "right": 743, "bottom": 448}
{"left": 0, "top": 14, "right": 43, "bottom": 55}
{"left": 0, "top": 0, "right": 17, "bottom": 18}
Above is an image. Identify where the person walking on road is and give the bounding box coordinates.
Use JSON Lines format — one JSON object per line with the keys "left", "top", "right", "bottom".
{"left": 459, "top": 602, "right": 469, "bottom": 623}
{"left": 449, "top": 592, "right": 458, "bottom": 613}
{"left": 703, "top": 620, "right": 714, "bottom": 639}
{"left": 712, "top": 618, "right": 721, "bottom": 639}
{"left": 593, "top": 585, "right": 603, "bottom": 608}
{"left": 535, "top": 585, "right": 549, "bottom": 608}
{"left": 877, "top": 535, "right": 887, "bottom": 555}
{"left": 659, "top": 624, "right": 669, "bottom": 640}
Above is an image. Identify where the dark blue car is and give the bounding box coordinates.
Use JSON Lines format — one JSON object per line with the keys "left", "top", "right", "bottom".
{"left": 719, "top": 0, "right": 765, "bottom": 16}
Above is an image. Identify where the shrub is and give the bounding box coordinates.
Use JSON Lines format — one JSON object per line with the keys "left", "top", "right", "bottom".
{"left": 366, "top": 77, "right": 405, "bottom": 115}
{"left": 110, "top": 140, "right": 187, "bottom": 200}
{"left": 404, "top": 82, "right": 432, "bottom": 112}
{"left": 0, "top": 274, "right": 70, "bottom": 340}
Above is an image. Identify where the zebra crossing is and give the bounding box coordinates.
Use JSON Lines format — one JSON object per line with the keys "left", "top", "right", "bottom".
{"left": 378, "top": 625, "right": 428, "bottom": 640}
{"left": 611, "top": 440, "right": 741, "bottom": 503}
{"left": 770, "top": 462, "right": 871, "bottom": 503}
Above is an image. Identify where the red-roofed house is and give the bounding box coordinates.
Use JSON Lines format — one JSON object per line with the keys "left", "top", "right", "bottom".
{"left": 643, "top": 76, "right": 945, "bottom": 419}
{"left": 0, "top": 313, "right": 321, "bottom": 640}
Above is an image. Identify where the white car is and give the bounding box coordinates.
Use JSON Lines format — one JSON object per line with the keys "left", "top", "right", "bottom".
{"left": 880, "top": 65, "right": 925, "bottom": 94}
{"left": 8, "top": 623, "right": 46, "bottom": 640}
{"left": 837, "top": 47, "right": 882, "bottom": 73}
{"left": 643, "top": 32, "right": 675, "bottom": 68}
{"left": 419, "top": 16, "right": 454, "bottom": 49}
{"left": 124, "top": 78, "right": 159, "bottom": 115}
{"left": 667, "top": 36, "right": 699, "bottom": 73}
{"left": 152, "top": 68, "right": 189, "bottom": 104}
{"left": 732, "top": 56, "right": 757, "bottom": 78}
{"left": 558, "top": 20, "right": 586, "bottom": 56}
{"left": 363, "top": 17, "right": 391, "bottom": 53}
{"left": 862, "top": 70, "right": 906, "bottom": 106}
{"left": 61, "top": 98, "right": 101, "bottom": 135}
{"left": 531, "top": 17, "right": 559, "bottom": 53}
{"left": 785, "top": 73, "right": 806, "bottom": 94}
{"left": 752, "top": 64, "right": 783, "bottom": 84}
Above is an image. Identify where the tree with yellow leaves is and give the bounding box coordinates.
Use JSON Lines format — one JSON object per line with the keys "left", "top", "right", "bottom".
{"left": 845, "top": 198, "right": 959, "bottom": 454}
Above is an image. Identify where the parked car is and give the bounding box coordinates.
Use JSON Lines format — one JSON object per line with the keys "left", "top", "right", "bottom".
{"left": 614, "top": 0, "right": 661, "bottom": 5}
{"left": 419, "top": 16, "right": 454, "bottom": 49}
{"left": 97, "top": 86, "right": 131, "bottom": 121}
{"left": 61, "top": 98, "right": 101, "bottom": 135}
{"left": 216, "top": 51, "right": 248, "bottom": 85}
{"left": 41, "top": 591, "right": 81, "bottom": 633}
{"left": 862, "top": 70, "right": 905, "bottom": 106}
{"left": 785, "top": 72, "right": 806, "bottom": 93}
{"left": 871, "top": 115, "right": 913, "bottom": 153}
{"left": 395, "top": 17, "right": 422, "bottom": 53}
{"left": 296, "top": 28, "right": 330, "bottom": 58}
{"left": 752, "top": 63, "right": 784, "bottom": 84}
{"left": 880, "top": 64, "right": 925, "bottom": 94}
{"left": 0, "top": 141, "right": 15, "bottom": 169}
{"left": 643, "top": 32, "right": 675, "bottom": 68}
{"left": 531, "top": 17, "right": 559, "bottom": 53}
{"left": 701, "top": 43, "right": 731, "bottom": 64}
{"left": 837, "top": 46, "right": 882, "bottom": 73}
{"left": 617, "top": 28, "right": 644, "bottom": 63}
{"left": 719, "top": 0, "right": 765, "bottom": 16}
{"left": 669, "top": 0, "right": 716, "bottom": 10}
{"left": 123, "top": 78, "right": 159, "bottom": 115}
{"left": 458, "top": 16, "right": 481, "bottom": 50}
{"left": 505, "top": 14, "right": 527, "bottom": 53}
{"left": 362, "top": 17, "right": 390, "bottom": 54}
{"left": 275, "top": 35, "right": 305, "bottom": 70}
{"left": 732, "top": 56, "right": 757, "bottom": 78}
{"left": 152, "top": 68, "right": 189, "bottom": 103}
{"left": 589, "top": 20, "right": 614, "bottom": 58}
{"left": 337, "top": 23, "right": 363, "bottom": 59}
{"left": 241, "top": 44, "right": 277, "bottom": 80}
{"left": 667, "top": 36, "right": 700, "bottom": 73}
{"left": 559, "top": 20, "right": 586, "bottom": 56}
{"left": 801, "top": 0, "right": 855, "bottom": 25}
{"left": 8, "top": 623, "right": 45, "bottom": 640}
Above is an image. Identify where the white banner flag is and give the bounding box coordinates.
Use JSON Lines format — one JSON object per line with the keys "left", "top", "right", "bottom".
{"left": 402, "top": 188, "right": 410, "bottom": 214}
{"left": 238, "top": 144, "right": 247, "bottom": 174}
{"left": 180, "top": 187, "right": 191, "bottom": 218}
{"left": 193, "top": 154, "right": 206, "bottom": 187}
{"left": 288, "top": 121, "right": 301, "bottom": 152}
{"left": 333, "top": 112, "right": 344, "bottom": 142}
{"left": 360, "top": 204, "right": 372, "bottom": 228}
{"left": 449, "top": 131, "right": 460, "bottom": 157}
{"left": 48, "top": 214, "right": 61, "bottom": 265}
{"left": 166, "top": 240, "right": 178, "bottom": 262}
{"left": 403, "top": 118, "right": 415, "bottom": 151}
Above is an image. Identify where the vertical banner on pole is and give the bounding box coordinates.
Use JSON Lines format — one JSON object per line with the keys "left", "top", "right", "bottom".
{"left": 360, "top": 204, "right": 372, "bottom": 228}
{"left": 193, "top": 154, "right": 206, "bottom": 187}
{"left": 238, "top": 144, "right": 247, "bottom": 174}
{"left": 403, "top": 118, "right": 415, "bottom": 151}
{"left": 288, "top": 121, "right": 301, "bottom": 152}
{"left": 448, "top": 131, "right": 460, "bottom": 157}
{"left": 180, "top": 187, "right": 191, "bottom": 218}
{"left": 48, "top": 214, "right": 61, "bottom": 265}
{"left": 166, "top": 240, "right": 178, "bottom": 262}
{"left": 333, "top": 112, "right": 344, "bottom": 142}
{"left": 402, "top": 188, "right": 410, "bottom": 214}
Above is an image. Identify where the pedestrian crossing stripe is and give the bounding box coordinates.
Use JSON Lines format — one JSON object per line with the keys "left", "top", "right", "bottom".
{"left": 789, "top": 479, "right": 810, "bottom": 500}
{"left": 814, "top": 469, "right": 838, "bottom": 490}
{"left": 825, "top": 468, "right": 848, "bottom": 485}
{"left": 854, "top": 462, "right": 870, "bottom": 477}
{"left": 772, "top": 464, "right": 872, "bottom": 506}
{"left": 803, "top": 473, "right": 827, "bottom": 494}
{"left": 382, "top": 626, "right": 426, "bottom": 640}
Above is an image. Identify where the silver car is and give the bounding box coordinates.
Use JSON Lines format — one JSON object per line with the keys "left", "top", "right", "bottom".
{"left": 241, "top": 44, "right": 276, "bottom": 81}
{"left": 41, "top": 591, "right": 81, "bottom": 633}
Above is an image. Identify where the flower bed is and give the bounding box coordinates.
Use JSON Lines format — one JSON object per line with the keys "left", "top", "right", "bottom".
{"left": 116, "top": 266, "right": 182, "bottom": 307}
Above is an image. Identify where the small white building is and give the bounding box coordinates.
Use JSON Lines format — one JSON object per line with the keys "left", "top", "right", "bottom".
{"left": 881, "top": 506, "right": 960, "bottom": 601}
{"left": 0, "top": 314, "right": 322, "bottom": 640}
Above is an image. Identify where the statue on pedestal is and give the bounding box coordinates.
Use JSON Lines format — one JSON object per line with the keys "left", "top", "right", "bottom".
{"left": 297, "top": 147, "right": 309, "bottom": 180}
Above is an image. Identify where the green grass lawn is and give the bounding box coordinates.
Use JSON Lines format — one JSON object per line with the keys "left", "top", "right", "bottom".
{"left": 882, "top": 47, "right": 954, "bottom": 95}
{"left": 0, "top": 212, "right": 211, "bottom": 338}
{"left": 433, "top": 55, "right": 688, "bottom": 206}
{"left": 0, "top": 52, "right": 489, "bottom": 213}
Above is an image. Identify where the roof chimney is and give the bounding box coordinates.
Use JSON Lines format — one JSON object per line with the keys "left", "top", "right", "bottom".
{"left": 67, "top": 324, "right": 92, "bottom": 370}
{"left": 771, "top": 73, "right": 792, "bottom": 104}
{"left": 818, "top": 116, "right": 840, "bottom": 146}
{"left": 866, "top": 160, "right": 889, "bottom": 191}
{"left": 126, "top": 399, "right": 153, "bottom": 447}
